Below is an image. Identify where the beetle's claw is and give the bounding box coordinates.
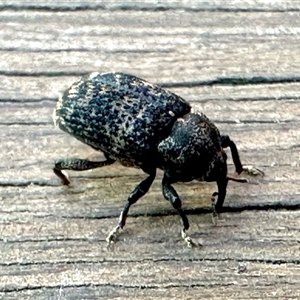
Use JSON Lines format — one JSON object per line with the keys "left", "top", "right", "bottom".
{"left": 181, "top": 229, "right": 202, "bottom": 248}
{"left": 242, "top": 165, "right": 265, "bottom": 177}
{"left": 106, "top": 225, "right": 121, "bottom": 246}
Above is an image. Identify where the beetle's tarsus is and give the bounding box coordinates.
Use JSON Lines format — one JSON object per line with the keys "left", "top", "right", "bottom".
{"left": 106, "top": 225, "right": 121, "bottom": 245}
{"left": 212, "top": 212, "right": 219, "bottom": 226}
{"left": 181, "top": 229, "right": 201, "bottom": 248}
{"left": 242, "top": 165, "right": 265, "bottom": 177}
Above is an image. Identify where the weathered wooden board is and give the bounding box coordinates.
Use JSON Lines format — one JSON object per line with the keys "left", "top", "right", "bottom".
{"left": 1, "top": 212, "right": 300, "bottom": 298}
{"left": 0, "top": 2, "right": 300, "bottom": 299}
{"left": 2, "top": 210, "right": 300, "bottom": 258}
{"left": 1, "top": 0, "right": 300, "bottom": 11}
{"left": 2, "top": 285, "right": 300, "bottom": 300}
{"left": 1, "top": 10, "right": 300, "bottom": 81}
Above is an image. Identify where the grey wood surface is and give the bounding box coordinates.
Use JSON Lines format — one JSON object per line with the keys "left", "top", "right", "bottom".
{"left": 0, "top": 1, "right": 300, "bottom": 299}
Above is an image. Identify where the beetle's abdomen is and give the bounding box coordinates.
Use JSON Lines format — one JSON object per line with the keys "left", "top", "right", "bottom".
{"left": 54, "top": 72, "right": 191, "bottom": 165}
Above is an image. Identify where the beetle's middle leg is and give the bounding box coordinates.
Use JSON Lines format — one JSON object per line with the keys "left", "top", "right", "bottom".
{"left": 211, "top": 177, "right": 228, "bottom": 225}
{"left": 162, "top": 175, "right": 200, "bottom": 248}
{"left": 106, "top": 168, "right": 156, "bottom": 245}
{"left": 53, "top": 153, "right": 115, "bottom": 185}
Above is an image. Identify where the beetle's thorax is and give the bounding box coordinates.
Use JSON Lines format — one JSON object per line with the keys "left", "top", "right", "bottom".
{"left": 157, "top": 112, "right": 227, "bottom": 182}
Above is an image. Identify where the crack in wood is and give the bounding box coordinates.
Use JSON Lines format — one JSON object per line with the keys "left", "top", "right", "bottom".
{"left": 1, "top": 95, "right": 300, "bottom": 103}
{"left": 1, "top": 202, "right": 300, "bottom": 221}
{"left": 1, "top": 71, "right": 300, "bottom": 87}
{"left": 0, "top": 98, "right": 56, "bottom": 103}
{"left": 1, "top": 5, "right": 300, "bottom": 13}
{"left": 4, "top": 279, "right": 298, "bottom": 294}
{"left": 2, "top": 257, "right": 300, "bottom": 268}
{"left": 160, "top": 76, "right": 300, "bottom": 87}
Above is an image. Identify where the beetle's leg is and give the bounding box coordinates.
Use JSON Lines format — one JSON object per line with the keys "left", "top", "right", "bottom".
{"left": 211, "top": 178, "right": 228, "bottom": 225}
{"left": 211, "top": 191, "right": 219, "bottom": 225}
{"left": 221, "top": 135, "right": 264, "bottom": 177}
{"left": 162, "top": 176, "right": 200, "bottom": 248}
{"left": 220, "top": 135, "right": 243, "bottom": 174}
{"left": 53, "top": 156, "right": 115, "bottom": 185}
{"left": 106, "top": 169, "right": 156, "bottom": 245}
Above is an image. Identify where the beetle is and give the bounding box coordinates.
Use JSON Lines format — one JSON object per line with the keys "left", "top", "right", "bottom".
{"left": 53, "top": 72, "right": 263, "bottom": 247}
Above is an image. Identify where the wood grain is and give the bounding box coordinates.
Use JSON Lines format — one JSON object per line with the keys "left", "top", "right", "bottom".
{"left": 0, "top": 2, "right": 300, "bottom": 299}
{"left": 1, "top": 0, "right": 300, "bottom": 11}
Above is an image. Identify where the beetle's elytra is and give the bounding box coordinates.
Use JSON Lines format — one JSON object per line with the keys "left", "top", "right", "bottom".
{"left": 53, "top": 72, "right": 263, "bottom": 247}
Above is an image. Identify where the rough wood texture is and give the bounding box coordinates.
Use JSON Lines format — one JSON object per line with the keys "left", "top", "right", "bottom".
{"left": 0, "top": 1, "right": 300, "bottom": 299}
{"left": 1, "top": 0, "right": 300, "bottom": 11}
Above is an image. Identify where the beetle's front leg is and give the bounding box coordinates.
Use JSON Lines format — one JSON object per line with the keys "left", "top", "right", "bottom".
{"left": 106, "top": 169, "right": 156, "bottom": 246}
{"left": 220, "top": 135, "right": 264, "bottom": 178}
{"left": 162, "top": 176, "right": 201, "bottom": 248}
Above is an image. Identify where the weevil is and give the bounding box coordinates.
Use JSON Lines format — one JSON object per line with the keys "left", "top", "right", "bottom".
{"left": 53, "top": 72, "right": 263, "bottom": 247}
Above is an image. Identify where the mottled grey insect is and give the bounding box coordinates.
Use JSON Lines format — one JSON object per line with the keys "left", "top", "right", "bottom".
{"left": 53, "top": 72, "right": 263, "bottom": 247}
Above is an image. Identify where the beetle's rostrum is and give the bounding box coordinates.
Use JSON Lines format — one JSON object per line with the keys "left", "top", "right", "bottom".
{"left": 53, "top": 72, "right": 263, "bottom": 247}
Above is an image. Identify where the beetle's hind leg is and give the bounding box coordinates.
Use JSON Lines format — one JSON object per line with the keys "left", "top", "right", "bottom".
{"left": 53, "top": 154, "right": 115, "bottom": 185}
{"left": 162, "top": 175, "right": 201, "bottom": 248}
{"left": 106, "top": 168, "right": 156, "bottom": 246}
